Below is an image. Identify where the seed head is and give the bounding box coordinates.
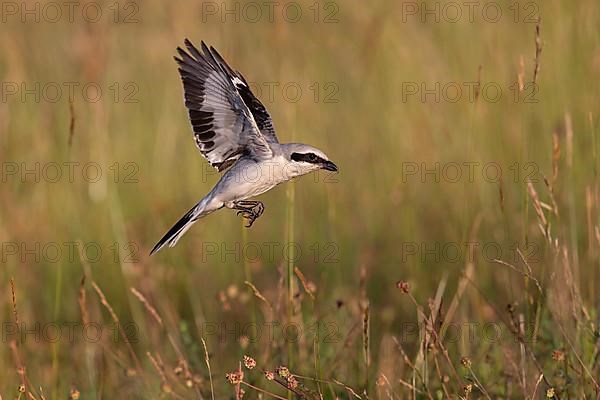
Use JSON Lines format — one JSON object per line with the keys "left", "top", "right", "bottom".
{"left": 161, "top": 383, "right": 173, "bottom": 394}
{"left": 265, "top": 371, "right": 275, "bottom": 381}
{"left": 287, "top": 376, "right": 299, "bottom": 389}
{"left": 396, "top": 281, "right": 410, "bottom": 293}
{"left": 243, "top": 355, "right": 256, "bottom": 370}
{"left": 226, "top": 284, "right": 239, "bottom": 299}
{"left": 226, "top": 371, "right": 244, "bottom": 385}
{"left": 551, "top": 349, "right": 565, "bottom": 362}
{"left": 460, "top": 356, "right": 472, "bottom": 368}
{"left": 276, "top": 366, "right": 290, "bottom": 378}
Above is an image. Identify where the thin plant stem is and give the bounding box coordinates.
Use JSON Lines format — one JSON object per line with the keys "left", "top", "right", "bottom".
{"left": 285, "top": 106, "right": 297, "bottom": 399}
{"left": 242, "top": 220, "right": 257, "bottom": 351}
{"left": 286, "top": 178, "right": 295, "bottom": 367}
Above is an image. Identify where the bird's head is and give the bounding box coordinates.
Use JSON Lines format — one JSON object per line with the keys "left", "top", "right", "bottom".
{"left": 283, "top": 143, "right": 338, "bottom": 177}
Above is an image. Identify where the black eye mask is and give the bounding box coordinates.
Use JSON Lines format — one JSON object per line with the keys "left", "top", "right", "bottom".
{"left": 291, "top": 152, "right": 326, "bottom": 164}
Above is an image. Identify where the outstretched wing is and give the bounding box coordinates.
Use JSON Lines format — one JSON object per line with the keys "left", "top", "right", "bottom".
{"left": 207, "top": 47, "right": 278, "bottom": 143}
{"left": 174, "top": 39, "right": 273, "bottom": 172}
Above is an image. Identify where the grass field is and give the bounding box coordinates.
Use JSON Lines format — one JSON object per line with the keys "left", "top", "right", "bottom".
{"left": 1, "top": 0, "right": 600, "bottom": 398}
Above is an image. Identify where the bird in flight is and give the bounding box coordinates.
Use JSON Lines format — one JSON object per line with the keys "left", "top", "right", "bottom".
{"left": 150, "top": 39, "right": 338, "bottom": 255}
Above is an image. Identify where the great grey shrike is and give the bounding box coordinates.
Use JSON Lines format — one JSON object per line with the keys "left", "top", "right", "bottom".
{"left": 151, "top": 39, "right": 338, "bottom": 255}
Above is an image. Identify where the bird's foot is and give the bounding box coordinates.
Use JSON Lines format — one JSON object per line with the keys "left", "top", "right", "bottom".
{"left": 233, "top": 201, "right": 265, "bottom": 227}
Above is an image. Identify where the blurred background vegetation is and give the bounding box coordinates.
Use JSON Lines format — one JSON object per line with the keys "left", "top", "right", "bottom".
{"left": 1, "top": 0, "right": 600, "bottom": 398}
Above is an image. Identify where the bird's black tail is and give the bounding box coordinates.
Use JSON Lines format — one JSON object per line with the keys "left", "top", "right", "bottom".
{"left": 150, "top": 205, "right": 197, "bottom": 255}
{"left": 150, "top": 194, "right": 223, "bottom": 255}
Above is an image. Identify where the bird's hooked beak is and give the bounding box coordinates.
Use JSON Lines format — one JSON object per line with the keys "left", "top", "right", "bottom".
{"left": 321, "top": 160, "right": 338, "bottom": 172}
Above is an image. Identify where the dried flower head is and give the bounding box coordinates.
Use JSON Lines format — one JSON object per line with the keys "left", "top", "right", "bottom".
{"left": 243, "top": 355, "right": 256, "bottom": 370}
{"left": 174, "top": 359, "right": 187, "bottom": 376}
{"left": 276, "top": 366, "right": 290, "bottom": 378}
{"left": 287, "top": 376, "right": 299, "bottom": 389}
{"left": 218, "top": 290, "right": 231, "bottom": 311}
{"left": 396, "top": 280, "right": 410, "bottom": 293}
{"left": 546, "top": 388, "right": 555, "bottom": 398}
{"left": 460, "top": 356, "right": 472, "bottom": 368}
{"left": 226, "top": 284, "right": 239, "bottom": 299}
{"left": 18, "top": 384, "right": 26, "bottom": 393}
{"left": 69, "top": 389, "right": 81, "bottom": 400}
{"left": 265, "top": 371, "right": 275, "bottom": 381}
{"left": 464, "top": 383, "right": 473, "bottom": 394}
{"left": 226, "top": 371, "right": 244, "bottom": 385}
{"left": 161, "top": 383, "right": 173, "bottom": 394}
{"left": 551, "top": 349, "right": 565, "bottom": 362}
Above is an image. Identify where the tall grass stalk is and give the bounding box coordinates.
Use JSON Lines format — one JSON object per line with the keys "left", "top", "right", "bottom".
{"left": 286, "top": 106, "right": 297, "bottom": 374}
{"left": 242, "top": 218, "right": 257, "bottom": 351}
{"left": 282, "top": 107, "right": 297, "bottom": 400}
{"left": 286, "top": 182, "right": 295, "bottom": 318}
{"left": 51, "top": 261, "right": 62, "bottom": 399}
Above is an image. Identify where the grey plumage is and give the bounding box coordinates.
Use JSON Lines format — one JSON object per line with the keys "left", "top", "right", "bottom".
{"left": 151, "top": 39, "right": 337, "bottom": 255}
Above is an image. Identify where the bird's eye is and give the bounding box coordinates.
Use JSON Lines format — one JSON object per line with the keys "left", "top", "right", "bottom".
{"left": 309, "top": 153, "right": 317, "bottom": 161}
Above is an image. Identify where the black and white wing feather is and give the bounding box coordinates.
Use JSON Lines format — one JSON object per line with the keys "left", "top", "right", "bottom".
{"left": 207, "top": 47, "right": 278, "bottom": 144}
{"left": 174, "top": 39, "right": 274, "bottom": 172}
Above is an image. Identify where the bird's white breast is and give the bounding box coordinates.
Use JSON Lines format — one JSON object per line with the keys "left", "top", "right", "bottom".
{"left": 212, "top": 156, "right": 297, "bottom": 203}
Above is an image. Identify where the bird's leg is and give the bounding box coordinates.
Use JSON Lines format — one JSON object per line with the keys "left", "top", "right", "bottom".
{"left": 235, "top": 201, "right": 263, "bottom": 227}
{"left": 236, "top": 200, "right": 264, "bottom": 216}
{"left": 233, "top": 201, "right": 265, "bottom": 227}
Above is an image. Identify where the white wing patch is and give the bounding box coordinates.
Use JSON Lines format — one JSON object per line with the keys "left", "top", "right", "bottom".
{"left": 174, "top": 39, "right": 273, "bottom": 172}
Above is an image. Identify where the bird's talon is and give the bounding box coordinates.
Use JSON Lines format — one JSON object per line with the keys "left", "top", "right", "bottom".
{"left": 233, "top": 201, "right": 264, "bottom": 227}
